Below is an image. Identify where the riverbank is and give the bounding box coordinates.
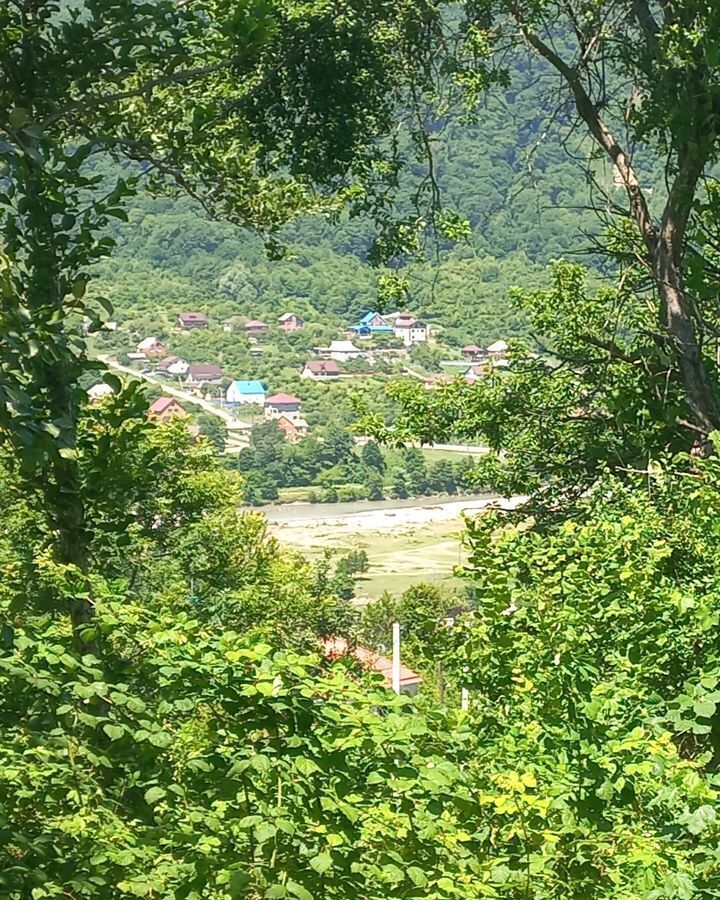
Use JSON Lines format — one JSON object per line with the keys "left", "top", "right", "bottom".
{"left": 266, "top": 493, "right": 525, "bottom": 600}
{"left": 264, "top": 493, "right": 522, "bottom": 529}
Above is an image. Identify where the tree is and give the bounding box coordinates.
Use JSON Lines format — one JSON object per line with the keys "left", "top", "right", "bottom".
{"left": 428, "top": 459, "right": 457, "bottom": 494}
{"left": 434, "top": 1, "right": 720, "bottom": 447}
{"left": 196, "top": 413, "right": 225, "bottom": 453}
{"left": 361, "top": 440, "right": 385, "bottom": 473}
{"left": 403, "top": 447, "right": 428, "bottom": 494}
{"left": 390, "top": 469, "right": 409, "bottom": 499}
{"left": 320, "top": 424, "right": 357, "bottom": 467}
{"left": 1, "top": 0, "right": 476, "bottom": 648}
{"left": 365, "top": 469, "right": 385, "bottom": 501}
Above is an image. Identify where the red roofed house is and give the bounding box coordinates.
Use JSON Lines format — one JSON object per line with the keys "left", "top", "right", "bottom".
{"left": 321, "top": 636, "right": 422, "bottom": 696}
{"left": 424, "top": 373, "right": 454, "bottom": 390}
{"left": 185, "top": 363, "right": 223, "bottom": 388}
{"left": 302, "top": 359, "right": 340, "bottom": 380}
{"left": 147, "top": 396, "right": 187, "bottom": 422}
{"left": 178, "top": 311, "right": 208, "bottom": 329}
{"left": 244, "top": 319, "right": 268, "bottom": 336}
{"left": 265, "top": 393, "right": 302, "bottom": 422}
{"left": 278, "top": 312, "right": 304, "bottom": 333}
{"left": 461, "top": 344, "right": 485, "bottom": 362}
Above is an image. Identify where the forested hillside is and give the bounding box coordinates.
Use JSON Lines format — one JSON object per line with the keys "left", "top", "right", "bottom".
{"left": 93, "top": 50, "right": 641, "bottom": 344}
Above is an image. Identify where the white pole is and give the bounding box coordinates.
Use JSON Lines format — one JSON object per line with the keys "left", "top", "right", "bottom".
{"left": 461, "top": 688, "right": 469, "bottom": 711}
{"left": 392, "top": 622, "right": 401, "bottom": 694}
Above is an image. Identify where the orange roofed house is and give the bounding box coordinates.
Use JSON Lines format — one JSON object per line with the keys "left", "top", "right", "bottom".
{"left": 321, "top": 636, "right": 422, "bottom": 696}
{"left": 277, "top": 415, "right": 309, "bottom": 443}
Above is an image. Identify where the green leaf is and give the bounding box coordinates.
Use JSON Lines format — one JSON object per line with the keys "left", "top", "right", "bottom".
{"left": 102, "top": 724, "right": 125, "bottom": 741}
{"left": 144, "top": 786, "right": 166, "bottom": 806}
{"left": 309, "top": 852, "right": 332, "bottom": 874}
{"left": 254, "top": 822, "right": 276, "bottom": 844}
{"left": 683, "top": 805, "right": 717, "bottom": 835}
{"left": 407, "top": 867, "right": 427, "bottom": 887}
{"left": 693, "top": 698, "right": 716, "bottom": 719}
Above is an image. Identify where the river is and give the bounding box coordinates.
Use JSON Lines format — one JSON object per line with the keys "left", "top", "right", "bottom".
{"left": 263, "top": 492, "right": 511, "bottom": 526}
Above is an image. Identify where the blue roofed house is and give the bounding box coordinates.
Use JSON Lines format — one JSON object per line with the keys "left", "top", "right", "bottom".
{"left": 226, "top": 379, "right": 266, "bottom": 405}
{"left": 352, "top": 311, "right": 393, "bottom": 337}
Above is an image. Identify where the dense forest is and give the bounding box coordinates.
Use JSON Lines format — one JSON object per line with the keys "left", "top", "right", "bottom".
{"left": 90, "top": 56, "right": 634, "bottom": 348}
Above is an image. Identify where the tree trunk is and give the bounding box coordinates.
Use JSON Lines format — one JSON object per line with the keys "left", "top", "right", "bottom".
{"left": 655, "top": 230, "right": 720, "bottom": 438}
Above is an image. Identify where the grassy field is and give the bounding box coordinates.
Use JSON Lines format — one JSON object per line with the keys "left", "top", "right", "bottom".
{"left": 269, "top": 513, "right": 470, "bottom": 601}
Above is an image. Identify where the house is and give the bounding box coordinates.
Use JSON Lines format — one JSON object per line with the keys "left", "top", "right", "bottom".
{"left": 147, "top": 396, "right": 187, "bottom": 422}
{"left": 185, "top": 363, "right": 223, "bottom": 387}
{"left": 317, "top": 340, "right": 364, "bottom": 362}
{"left": 394, "top": 315, "right": 428, "bottom": 347}
{"left": 265, "top": 393, "right": 302, "bottom": 422}
{"left": 321, "top": 636, "right": 422, "bottom": 696}
{"left": 391, "top": 311, "right": 416, "bottom": 330}
{"left": 464, "top": 365, "right": 487, "bottom": 384}
{"left": 244, "top": 319, "right": 268, "bottom": 336}
{"left": 352, "top": 311, "right": 393, "bottom": 337}
{"left": 155, "top": 355, "right": 189, "bottom": 377}
{"left": 461, "top": 344, "right": 485, "bottom": 362}
{"left": 361, "top": 311, "right": 390, "bottom": 329}
{"left": 226, "top": 379, "right": 266, "bottom": 405}
{"left": 278, "top": 312, "right": 304, "bottom": 333}
{"left": 178, "top": 311, "right": 208, "bottom": 329}
{"left": 126, "top": 351, "right": 147, "bottom": 364}
{"left": 424, "top": 373, "right": 454, "bottom": 390}
{"left": 277, "top": 415, "right": 309, "bottom": 442}
{"left": 302, "top": 359, "right": 340, "bottom": 379}
{"left": 487, "top": 339, "right": 509, "bottom": 359}
{"left": 87, "top": 383, "right": 114, "bottom": 403}
{"left": 352, "top": 311, "right": 393, "bottom": 339}
{"left": 136, "top": 336, "right": 167, "bottom": 358}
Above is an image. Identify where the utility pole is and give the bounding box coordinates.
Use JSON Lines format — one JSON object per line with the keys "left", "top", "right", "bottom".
{"left": 392, "top": 621, "right": 401, "bottom": 694}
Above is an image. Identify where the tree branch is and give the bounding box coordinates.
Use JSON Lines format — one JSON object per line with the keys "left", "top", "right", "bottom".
{"left": 579, "top": 334, "right": 639, "bottom": 366}
{"left": 631, "top": 0, "right": 660, "bottom": 54}
{"left": 42, "top": 56, "right": 244, "bottom": 129}
{"left": 516, "top": 23, "right": 657, "bottom": 254}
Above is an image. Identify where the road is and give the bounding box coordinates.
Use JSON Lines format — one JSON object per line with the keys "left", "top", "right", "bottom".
{"left": 101, "top": 358, "right": 486, "bottom": 455}
{"left": 426, "top": 442, "right": 488, "bottom": 455}
{"left": 98, "top": 357, "right": 252, "bottom": 431}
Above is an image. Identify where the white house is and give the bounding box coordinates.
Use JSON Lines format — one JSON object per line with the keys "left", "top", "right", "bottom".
{"left": 87, "top": 383, "right": 114, "bottom": 403}
{"left": 317, "top": 340, "right": 365, "bottom": 362}
{"left": 136, "top": 336, "right": 167, "bottom": 358}
{"left": 487, "top": 339, "right": 509, "bottom": 359}
{"left": 226, "top": 380, "right": 266, "bottom": 405}
{"left": 394, "top": 317, "right": 428, "bottom": 347}
{"left": 156, "top": 355, "right": 189, "bottom": 377}
{"left": 265, "top": 393, "right": 302, "bottom": 422}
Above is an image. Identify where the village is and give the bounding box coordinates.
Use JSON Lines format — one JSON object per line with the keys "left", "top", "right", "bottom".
{"left": 89, "top": 307, "right": 511, "bottom": 451}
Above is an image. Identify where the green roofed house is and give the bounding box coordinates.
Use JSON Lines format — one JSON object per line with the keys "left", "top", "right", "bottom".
{"left": 226, "top": 379, "right": 266, "bottom": 405}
